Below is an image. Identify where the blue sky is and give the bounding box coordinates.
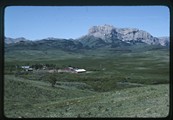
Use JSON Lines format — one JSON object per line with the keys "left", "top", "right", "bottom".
{"left": 5, "top": 6, "right": 170, "bottom": 40}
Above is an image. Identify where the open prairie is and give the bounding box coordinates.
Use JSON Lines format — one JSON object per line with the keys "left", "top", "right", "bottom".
{"left": 4, "top": 48, "right": 170, "bottom": 118}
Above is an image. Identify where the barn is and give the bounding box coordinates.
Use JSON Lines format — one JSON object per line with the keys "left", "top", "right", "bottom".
{"left": 58, "top": 67, "right": 86, "bottom": 73}
{"left": 74, "top": 69, "right": 86, "bottom": 73}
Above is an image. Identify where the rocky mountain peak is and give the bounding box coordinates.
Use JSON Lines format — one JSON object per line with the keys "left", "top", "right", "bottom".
{"left": 158, "top": 37, "right": 170, "bottom": 46}
{"left": 88, "top": 24, "right": 120, "bottom": 43}
{"left": 117, "top": 28, "right": 153, "bottom": 40}
{"left": 88, "top": 24, "right": 115, "bottom": 34}
{"left": 87, "top": 24, "right": 163, "bottom": 45}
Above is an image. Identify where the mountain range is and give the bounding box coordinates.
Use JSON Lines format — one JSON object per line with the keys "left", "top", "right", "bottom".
{"left": 5, "top": 24, "right": 169, "bottom": 51}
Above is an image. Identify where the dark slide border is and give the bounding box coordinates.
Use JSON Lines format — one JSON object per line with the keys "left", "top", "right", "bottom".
{"left": 0, "top": 0, "right": 172, "bottom": 119}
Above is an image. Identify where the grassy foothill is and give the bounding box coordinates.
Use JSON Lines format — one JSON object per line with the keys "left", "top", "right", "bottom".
{"left": 4, "top": 49, "right": 170, "bottom": 118}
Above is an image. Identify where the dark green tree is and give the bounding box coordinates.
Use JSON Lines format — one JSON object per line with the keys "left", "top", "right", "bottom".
{"left": 48, "top": 74, "right": 57, "bottom": 87}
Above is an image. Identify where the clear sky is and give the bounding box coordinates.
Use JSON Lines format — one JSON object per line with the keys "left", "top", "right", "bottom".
{"left": 5, "top": 6, "right": 170, "bottom": 40}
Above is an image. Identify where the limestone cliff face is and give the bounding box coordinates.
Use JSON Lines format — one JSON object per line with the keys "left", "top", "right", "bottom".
{"left": 116, "top": 28, "right": 159, "bottom": 45}
{"left": 88, "top": 25, "right": 121, "bottom": 43}
{"left": 87, "top": 24, "right": 167, "bottom": 45}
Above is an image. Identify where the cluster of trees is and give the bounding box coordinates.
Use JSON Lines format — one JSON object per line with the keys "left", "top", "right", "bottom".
{"left": 31, "top": 63, "right": 57, "bottom": 70}
{"left": 12, "top": 63, "right": 59, "bottom": 70}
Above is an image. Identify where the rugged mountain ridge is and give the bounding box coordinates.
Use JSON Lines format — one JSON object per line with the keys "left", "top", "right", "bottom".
{"left": 5, "top": 37, "right": 29, "bottom": 44}
{"left": 5, "top": 25, "right": 169, "bottom": 51}
{"left": 157, "top": 37, "right": 170, "bottom": 46}
{"left": 85, "top": 24, "right": 167, "bottom": 46}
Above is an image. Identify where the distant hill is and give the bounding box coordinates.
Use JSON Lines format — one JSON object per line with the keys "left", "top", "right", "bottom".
{"left": 5, "top": 25, "right": 169, "bottom": 52}
{"left": 5, "top": 37, "right": 30, "bottom": 44}
{"left": 157, "top": 37, "right": 170, "bottom": 46}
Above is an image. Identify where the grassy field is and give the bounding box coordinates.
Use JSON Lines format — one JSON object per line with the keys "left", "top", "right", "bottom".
{"left": 4, "top": 48, "right": 170, "bottom": 118}
{"left": 4, "top": 75, "right": 169, "bottom": 118}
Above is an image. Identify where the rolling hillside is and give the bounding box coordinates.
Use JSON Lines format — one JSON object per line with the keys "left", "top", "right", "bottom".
{"left": 4, "top": 75, "right": 169, "bottom": 118}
